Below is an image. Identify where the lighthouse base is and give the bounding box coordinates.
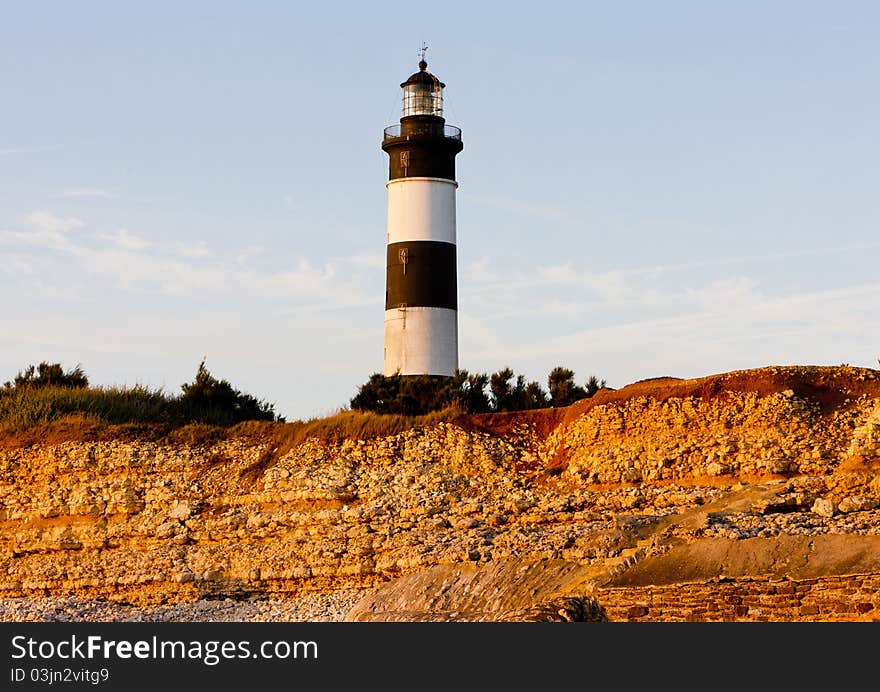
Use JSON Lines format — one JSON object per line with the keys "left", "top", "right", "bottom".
{"left": 383, "top": 306, "right": 458, "bottom": 376}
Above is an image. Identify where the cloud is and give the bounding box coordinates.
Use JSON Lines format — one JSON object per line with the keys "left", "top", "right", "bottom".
{"left": 0, "top": 211, "right": 83, "bottom": 252}
{"left": 27, "top": 211, "right": 84, "bottom": 234}
{"left": 0, "top": 254, "right": 36, "bottom": 276}
{"left": 99, "top": 228, "right": 151, "bottom": 251}
{"left": 235, "top": 245, "right": 264, "bottom": 266}
{"left": 282, "top": 194, "right": 301, "bottom": 210}
{"left": 1, "top": 210, "right": 380, "bottom": 307}
{"left": 12, "top": 208, "right": 872, "bottom": 384}
{"left": 462, "top": 193, "right": 569, "bottom": 220}
{"left": 61, "top": 187, "right": 113, "bottom": 199}
{"left": 335, "top": 253, "right": 384, "bottom": 271}
{"left": 176, "top": 241, "right": 209, "bottom": 258}
{"left": 685, "top": 276, "right": 761, "bottom": 310}
{"left": 456, "top": 253, "right": 880, "bottom": 381}
{"left": 463, "top": 260, "right": 671, "bottom": 315}
{"left": 0, "top": 145, "right": 63, "bottom": 156}
{"left": 86, "top": 250, "right": 228, "bottom": 294}
{"left": 462, "top": 258, "right": 880, "bottom": 381}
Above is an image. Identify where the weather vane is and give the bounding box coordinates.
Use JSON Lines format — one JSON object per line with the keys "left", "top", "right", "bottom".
{"left": 419, "top": 42, "right": 428, "bottom": 62}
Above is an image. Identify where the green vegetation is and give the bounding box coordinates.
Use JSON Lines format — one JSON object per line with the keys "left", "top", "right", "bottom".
{"left": 177, "top": 359, "right": 279, "bottom": 425}
{"left": 351, "top": 366, "right": 606, "bottom": 415}
{"left": 4, "top": 362, "right": 88, "bottom": 389}
{"left": 0, "top": 359, "right": 606, "bottom": 446}
{"left": 0, "top": 359, "right": 281, "bottom": 431}
{"left": 346, "top": 370, "right": 499, "bottom": 416}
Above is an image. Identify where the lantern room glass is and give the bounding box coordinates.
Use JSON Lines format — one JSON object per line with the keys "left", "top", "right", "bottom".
{"left": 402, "top": 83, "right": 443, "bottom": 117}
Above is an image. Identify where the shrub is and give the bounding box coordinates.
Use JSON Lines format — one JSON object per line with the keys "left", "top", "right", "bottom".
{"left": 177, "top": 358, "right": 280, "bottom": 425}
{"left": 350, "top": 372, "right": 462, "bottom": 415}
{"left": 547, "top": 367, "right": 607, "bottom": 407}
{"left": 585, "top": 374, "right": 606, "bottom": 397}
{"left": 453, "top": 369, "right": 492, "bottom": 414}
{"left": 547, "top": 366, "right": 585, "bottom": 407}
{"left": 489, "top": 368, "right": 548, "bottom": 412}
{"left": 5, "top": 362, "right": 88, "bottom": 389}
{"left": 0, "top": 359, "right": 282, "bottom": 432}
{"left": 351, "top": 365, "right": 604, "bottom": 416}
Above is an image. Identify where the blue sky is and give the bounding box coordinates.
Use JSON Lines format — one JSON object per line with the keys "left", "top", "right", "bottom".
{"left": 2, "top": 1, "right": 878, "bottom": 421}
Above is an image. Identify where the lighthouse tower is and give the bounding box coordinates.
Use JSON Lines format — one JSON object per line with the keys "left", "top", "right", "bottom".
{"left": 381, "top": 55, "right": 463, "bottom": 376}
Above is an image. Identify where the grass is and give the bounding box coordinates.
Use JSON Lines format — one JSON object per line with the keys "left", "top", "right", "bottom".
{"left": 228, "top": 405, "right": 463, "bottom": 450}
{"left": 0, "top": 385, "right": 174, "bottom": 430}
{"left": 265, "top": 405, "right": 463, "bottom": 447}
{"left": 0, "top": 384, "right": 465, "bottom": 449}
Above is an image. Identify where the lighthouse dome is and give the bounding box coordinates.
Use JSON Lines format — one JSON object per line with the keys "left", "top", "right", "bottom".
{"left": 400, "top": 60, "right": 446, "bottom": 89}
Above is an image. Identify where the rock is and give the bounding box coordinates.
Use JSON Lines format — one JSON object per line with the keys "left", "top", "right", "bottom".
{"left": 838, "top": 496, "right": 879, "bottom": 514}
{"left": 169, "top": 503, "right": 192, "bottom": 520}
{"left": 706, "top": 462, "right": 728, "bottom": 477}
{"left": 762, "top": 458, "right": 794, "bottom": 474}
{"left": 622, "top": 468, "right": 642, "bottom": 483}
{"left": 453, "top": 517, "right": 480, "bottom": 530}
{"left": 811, "top": 498, "right": 837, "bottom": 518}
{"left": 155, "top": 521, "right": 179, "bottom": 538}
{"left": 627, "top": 605, "right": 649, "bottom": 619}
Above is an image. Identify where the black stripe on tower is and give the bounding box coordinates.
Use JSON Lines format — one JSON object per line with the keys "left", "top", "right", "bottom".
{"left": 382, "top": 115, "right": 463, "bottom": 181}
{"left": 385, "top": 241, "right": 457, "bottom": 310}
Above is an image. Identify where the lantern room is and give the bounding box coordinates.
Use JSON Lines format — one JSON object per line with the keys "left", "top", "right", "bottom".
{"left": 401, "top": 60, "right": 444, "bottom": 118}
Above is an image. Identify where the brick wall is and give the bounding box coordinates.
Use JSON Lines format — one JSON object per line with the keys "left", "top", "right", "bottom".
{"left": 597, "top": 575, "right": 880, "bottom": 622}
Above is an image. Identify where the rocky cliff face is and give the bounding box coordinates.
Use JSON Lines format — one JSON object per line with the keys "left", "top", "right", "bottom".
{"left": 2, "top": 366, "right": 879, "bottom": 621}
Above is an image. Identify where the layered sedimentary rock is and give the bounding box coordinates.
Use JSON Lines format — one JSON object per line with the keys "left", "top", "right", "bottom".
{"left": 1, "top": 366, "right": 879, "bottom": 621}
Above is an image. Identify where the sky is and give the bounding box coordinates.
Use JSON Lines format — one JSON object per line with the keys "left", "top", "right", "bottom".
{"left": 1, "top": 1, "right": 878, "bottom": 421}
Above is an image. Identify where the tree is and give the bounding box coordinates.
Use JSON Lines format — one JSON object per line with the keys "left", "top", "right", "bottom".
{"left": 547, "top": 366, "right": 587, "bottom": 407}
{"left": 350, "top": 372, "right": 464, "bottom": 415}
{"left": 452, "top": 369, "right": 492, "bottom": 414}
{"left": 523, "top": 379, "right": 550, "bottom": 409}
{"left": 489, "top": 367, "right": 516, "bottom": 412}
{"left": 179, "top": 358, "right": 279, "bottom": 424}
{"left": 584, "top": 374, "right": 607, "bottom": 397}
{"left": 350, "top": 372, "right": 402, "bottom": 414}
{"left": 5, "top": 362, "right": 88, "bottom": 389}
{"left": 350, "top": 365, "right": 604, "bottom": 416}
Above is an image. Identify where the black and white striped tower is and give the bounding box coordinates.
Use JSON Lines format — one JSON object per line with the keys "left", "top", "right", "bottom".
{"left": 381, "top": 55, "right": 463, "bottom": 376}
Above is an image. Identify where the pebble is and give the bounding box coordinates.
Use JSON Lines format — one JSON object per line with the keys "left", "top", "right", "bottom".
{"left": 0, "top": 590, "right": 374, "bottom": 622}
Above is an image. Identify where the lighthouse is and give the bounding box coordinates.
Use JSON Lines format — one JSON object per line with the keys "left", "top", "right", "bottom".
{"left": 381, "top": 54, "right": 463, "bottom": 376}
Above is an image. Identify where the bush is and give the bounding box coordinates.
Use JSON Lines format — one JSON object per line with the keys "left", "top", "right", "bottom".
{"left": 547, "top": 367, "right": 583, "bottom": 407}
{"left": 5, "top": 362, "right": 88, "bottom": 389}
{"left": 0, "top": 359, "right": 282, "bottom": 431}
{"left": 351, "top": 366, "right": 605, "bottom": 416}
{"left": 178, "top": 358, "right": 279, "bottom": 425}
{"left": 350, "top": 372, "right": 463, "bottom": 415}
{"left": 548, "top": 366, "right": 607, "bottom": 407}
{"left": 454, "top": 370, "right": 492, "bottom": 414}
{"left": 489, "top": 368, "right": 548, "bottom": 412}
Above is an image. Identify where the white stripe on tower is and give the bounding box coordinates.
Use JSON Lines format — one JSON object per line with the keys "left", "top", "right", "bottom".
{"left": 386, "top": 177, "right": 458, "bottom": 244}
{"left": 383, "top": 306, "right": 458, "bottom": 376}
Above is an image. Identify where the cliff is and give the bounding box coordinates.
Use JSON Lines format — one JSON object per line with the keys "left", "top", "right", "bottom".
{"left": 2, "top": 365, "right": 879, "bottom": 621}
